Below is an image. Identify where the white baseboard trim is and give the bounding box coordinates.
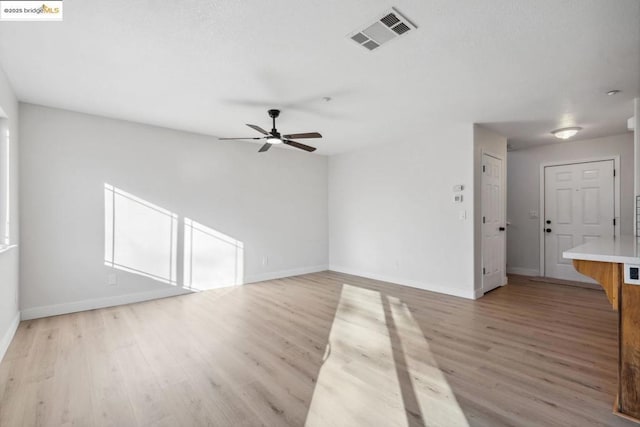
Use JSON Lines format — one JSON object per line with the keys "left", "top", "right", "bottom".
{"left": 329, "top": 265, "right": 476, "bottom": 300}
{"left": 244, "top": 264, "right": 328, "bottom": 284}
{"left": 20, "top": 266, "right": 330, "bottom": 321}
{"left": 21, "top": 287, "right": 194, "bottom": 320}
{"left": 0, "top": 311, "right": 20, "bottom": 362}
{"left": 506, "top": 267, "right": 540, "bottom": 277}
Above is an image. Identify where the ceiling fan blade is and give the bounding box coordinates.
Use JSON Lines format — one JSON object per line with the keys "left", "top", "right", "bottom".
{"left": 258, "top": 143, "right": 272, "bottom": 152}
{"left": 218, "top": 137, "right": 263, "bottom": 140}
{"left": 282, "top": 132, "right": 322, "bottom": 139}
{"left": 283, "top": 139, "right": 316, "bottom": 152}
{"left": 246, "top": 124, "right": 270, "bottom": 135}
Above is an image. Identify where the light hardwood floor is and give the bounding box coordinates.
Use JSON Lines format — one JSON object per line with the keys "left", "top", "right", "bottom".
{"left": 0, "top": 272, "right": 635, "bottom": 426}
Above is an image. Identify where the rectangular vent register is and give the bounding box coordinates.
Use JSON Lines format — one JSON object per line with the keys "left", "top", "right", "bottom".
{"left": 349, "top": 7, "right": 417, "bottom": 51}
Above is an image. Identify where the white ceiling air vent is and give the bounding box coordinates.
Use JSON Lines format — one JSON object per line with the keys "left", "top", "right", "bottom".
{"left": 349, "top": 8, "right": 417, "bottom": 51}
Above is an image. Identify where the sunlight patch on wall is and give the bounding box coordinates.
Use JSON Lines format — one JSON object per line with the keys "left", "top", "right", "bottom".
{"left": 104, "top": 184, "right": 178, "bottom": 285}
{"left": 104, "top": 183, "right": 245, "bottom": 290}
{"left": 184, "top": 218, "right": 244, "bottom": 290}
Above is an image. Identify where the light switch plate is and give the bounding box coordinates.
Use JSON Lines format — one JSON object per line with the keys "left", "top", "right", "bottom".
{"left": 453, "top": 194, "right": 463, "bottom": 203}
{"left": 453, "top": 185, "right": 464, "bottom": 192}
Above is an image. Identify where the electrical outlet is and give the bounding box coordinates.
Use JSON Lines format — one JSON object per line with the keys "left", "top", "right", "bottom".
{"left": 262, "top": 256, "right": 269, "bottom": 266}
{"left": 107, "top": 273, "right": 117, "bottom": 286}
{"left": 459, "top": 210, "right": 467, "bottom": 220}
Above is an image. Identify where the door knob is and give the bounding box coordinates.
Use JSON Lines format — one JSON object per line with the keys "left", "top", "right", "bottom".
{"left": 545, "top": 228, "right": 552, "bottom": 233}
{"left": 499, "top": 227, "right": 505, "bottom": 231}
{"left": 546, "top": 220, "right": 551, "bottom": 224}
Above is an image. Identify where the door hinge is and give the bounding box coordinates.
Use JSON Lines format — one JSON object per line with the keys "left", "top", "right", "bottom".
{"left": 613, "top": 218, "right": 616, "bottom": 226}
{"left": 614, "top": 169, "right": 616, "bottom": 177}
{"left": 482, "top": 165, "right": 486, "bottom": 173}
{"left": 483, "top": 216, "right": 486, "bottom": 223}
{"left": 483, "top": 267, "right": 486, "bottom": 275}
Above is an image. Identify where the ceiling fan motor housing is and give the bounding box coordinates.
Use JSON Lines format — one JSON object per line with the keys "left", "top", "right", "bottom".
{"left": 268, "top": 109, "right": 280, "bottom": 119}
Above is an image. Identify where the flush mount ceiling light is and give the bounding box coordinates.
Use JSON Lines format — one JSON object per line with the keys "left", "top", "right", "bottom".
{"left": 607, "top": 90, "right": 621, "bottom": 96}
{"left": 551, "top": 127, "right": 582, "bottom": 140}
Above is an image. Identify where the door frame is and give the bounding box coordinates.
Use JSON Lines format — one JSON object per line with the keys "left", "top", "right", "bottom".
{"left": 538, "top": 156, "right": 620, "bottom": 277}
{"left": 481, "top": 149, "right": 507, "bottom": 293}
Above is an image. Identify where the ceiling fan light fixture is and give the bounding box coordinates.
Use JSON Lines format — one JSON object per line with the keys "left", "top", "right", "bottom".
{"left": 220, "top": 109, "right": 321, "bottom": 153}
{"left": 551, "top": 127, "right": 582, "bottom": 140}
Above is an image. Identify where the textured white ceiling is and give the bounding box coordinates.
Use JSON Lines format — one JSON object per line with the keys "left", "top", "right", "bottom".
{"left": 0, "top": 0, "right": 638, "bottom": 154}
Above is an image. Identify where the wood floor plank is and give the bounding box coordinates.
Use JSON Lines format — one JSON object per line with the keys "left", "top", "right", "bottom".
{"left": 0, "top": 272, "right": 636, "bottom": 426}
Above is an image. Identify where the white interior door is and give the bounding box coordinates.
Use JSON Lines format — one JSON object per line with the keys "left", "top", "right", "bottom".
{"left": 544, "top": 160, "right": 614, "bottom": 281}
{"left": 482, "top": 153, "right": 505, "bottom": 293}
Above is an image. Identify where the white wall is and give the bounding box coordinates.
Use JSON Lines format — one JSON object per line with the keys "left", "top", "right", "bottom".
{"left": 19, "top": 104, "right": 328, "bottom": 318}
{"left": 0, "top": 65, "right": 20, "bottom": 361}
{"left": 328, "top": 124, "right": 476, "bottom": 299}
{"left": 507, "top": 133, "right": 634, "bottom": 275}
{"left": 473, "top": 125, "right": 507, "bottom": 293}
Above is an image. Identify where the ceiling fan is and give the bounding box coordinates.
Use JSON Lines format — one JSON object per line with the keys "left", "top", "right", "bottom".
{"left": 219, "top": 109, "right": 322, "bottom": 153}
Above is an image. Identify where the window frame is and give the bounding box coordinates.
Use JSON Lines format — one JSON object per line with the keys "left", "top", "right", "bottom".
{"left": 0, "top": 118, "right": 11, "bottom": 251}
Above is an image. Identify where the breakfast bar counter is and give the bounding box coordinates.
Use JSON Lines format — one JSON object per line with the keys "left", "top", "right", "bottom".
{"left": 564, "top": 236, "right": 640, "bottom": 423}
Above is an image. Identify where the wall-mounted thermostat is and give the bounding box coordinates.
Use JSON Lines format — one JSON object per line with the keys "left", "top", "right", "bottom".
{"left": 624, "top": 263, "right": 640, "bottom": 285}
